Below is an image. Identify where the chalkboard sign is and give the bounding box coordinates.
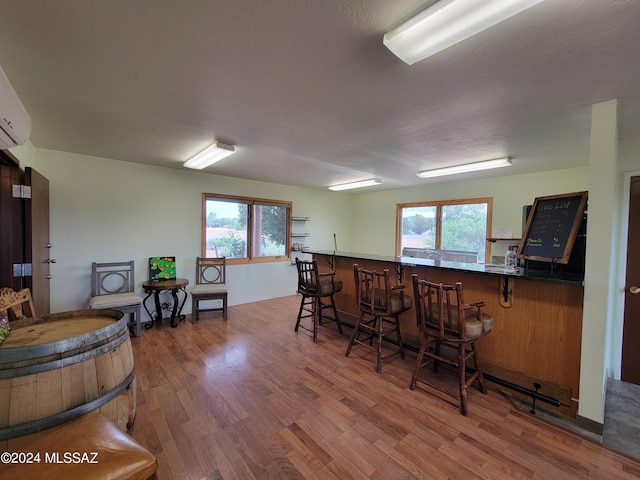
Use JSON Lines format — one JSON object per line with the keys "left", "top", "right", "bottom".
{"left": 517, "top": 191, "right": 588, "bottom": 264}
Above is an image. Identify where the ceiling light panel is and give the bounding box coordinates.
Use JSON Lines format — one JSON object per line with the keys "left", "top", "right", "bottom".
{"left": 383, "top": 0, "right": 544, "bottom": 65}
{"left": 328, "top": 178, "right": 383, "bottom": 191}
{"left": 183, "top": 142, "right": 235, "bottom": 170}
{"left": 417, "top": 157, "right": 512, "bottom": 178}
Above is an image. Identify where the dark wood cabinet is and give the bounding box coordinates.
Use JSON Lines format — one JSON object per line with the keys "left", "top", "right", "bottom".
{"left": 0, "top": 150, "right": 50, "bottom": 314}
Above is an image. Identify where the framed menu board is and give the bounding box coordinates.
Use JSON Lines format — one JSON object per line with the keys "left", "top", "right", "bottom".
{"left": 517, "top": 191, "right": 588, "bottom": 264}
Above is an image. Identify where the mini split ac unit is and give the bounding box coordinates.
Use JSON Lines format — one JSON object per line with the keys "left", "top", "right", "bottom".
{"left": 0, "top": 65, "right": 31, "bottom": 150}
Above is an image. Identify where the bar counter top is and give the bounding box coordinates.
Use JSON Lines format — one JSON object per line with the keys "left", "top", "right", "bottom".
{"left": 307, "top": 250, "right": 584, "bottom": 286}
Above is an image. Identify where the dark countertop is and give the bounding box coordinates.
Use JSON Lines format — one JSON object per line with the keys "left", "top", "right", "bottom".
{"left": 308, "top": 250, "right": 584, "bottom": 286}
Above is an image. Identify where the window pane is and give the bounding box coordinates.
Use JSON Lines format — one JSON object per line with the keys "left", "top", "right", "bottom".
{"left": 205, "top": 199, "right": 248, "bottom": 258}
{"left": 400, "top": 206, "right": 437, "bottom": 253}
{"left": 441, "top": 203, "right": 487, "bottom": 259}
{"left": 251, "top": 203, "right": 288, "bottom": 257}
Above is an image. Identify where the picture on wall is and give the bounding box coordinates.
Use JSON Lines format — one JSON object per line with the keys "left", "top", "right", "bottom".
{"left": 149, "top": 256, "right": 177, "bottom": 281}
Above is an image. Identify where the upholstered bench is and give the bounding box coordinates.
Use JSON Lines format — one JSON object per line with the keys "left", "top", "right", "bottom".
{"left": 0, "top": 414, "right": 157, "bottom": 480}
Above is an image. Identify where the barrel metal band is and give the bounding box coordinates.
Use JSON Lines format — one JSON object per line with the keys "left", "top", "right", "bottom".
{"left": 0, "top": 330, "right": 129, "bottom": 379}
{"left": 0, "top": 368, "right": 135, "bottom": 440}
{"left": 0, "top": 315, "right": 128, "bottom": 364}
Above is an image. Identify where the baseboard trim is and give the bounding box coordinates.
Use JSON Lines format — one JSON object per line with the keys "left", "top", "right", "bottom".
{"left": 576, "top": 414, "right": 604, "bottom": 435}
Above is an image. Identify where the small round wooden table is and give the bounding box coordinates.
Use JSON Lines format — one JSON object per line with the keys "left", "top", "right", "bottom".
{"left": 142, "top": 278, "right": 189, "bottom": 328}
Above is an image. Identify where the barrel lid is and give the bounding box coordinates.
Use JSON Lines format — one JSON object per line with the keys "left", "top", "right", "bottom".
{"left": 0, "top": 309, "right": 126, "bottom": 363}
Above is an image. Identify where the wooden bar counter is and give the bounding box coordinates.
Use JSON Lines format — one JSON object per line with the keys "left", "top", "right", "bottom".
{"left": 310, "top": 250, "right": 584, "bottom": 418}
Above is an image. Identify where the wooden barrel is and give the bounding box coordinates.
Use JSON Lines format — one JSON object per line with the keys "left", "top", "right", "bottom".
{"left": 0, "top": 309, "right": 136, "bottom": 449}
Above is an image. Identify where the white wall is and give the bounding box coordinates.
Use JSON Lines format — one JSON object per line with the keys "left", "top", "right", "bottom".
{"left": 619, "top": 135, "right": 640, "bottom": 172}
{"left": 28, "top": 148, "right": 353, "bottom": 318}
{"left": 10, "top": 141, "right": 36, "bottom": 167}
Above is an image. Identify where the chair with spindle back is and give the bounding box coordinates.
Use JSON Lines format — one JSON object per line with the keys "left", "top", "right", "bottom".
{"left": 346, "top": 264, "right": 412, "bottom": 373}
{"left": 295, "top": 258, "right": 343, "bottom": 342}
{"left": 410, "top": 274, "right": 494, "bottom": 415}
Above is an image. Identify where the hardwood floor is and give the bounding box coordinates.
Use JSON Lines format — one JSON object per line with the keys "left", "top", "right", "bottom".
{"left": 129, "top": 295, "right": 640, "bottom": 479}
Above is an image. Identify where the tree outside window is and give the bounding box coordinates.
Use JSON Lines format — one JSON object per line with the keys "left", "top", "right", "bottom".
{"left": 397, "top": 198, "right": 491, "bottom": 262}
{"left": 203, "top": 194, "right": 291, "bottom": 263}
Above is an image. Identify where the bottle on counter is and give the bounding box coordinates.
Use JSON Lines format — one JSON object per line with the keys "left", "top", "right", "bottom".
{"left": 504, "top": 246, "right": 518, "bottom": 268}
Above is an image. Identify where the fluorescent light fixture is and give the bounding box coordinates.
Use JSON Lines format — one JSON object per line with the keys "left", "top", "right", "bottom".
{"left": 183, "top": 142, "right": 235, "bottom": 169}
{"left": 328, "top": 178, "right": 383, "bottom": 191}
{"left": 383, "top": 0, "right": 544, "bottom": 65}
{"left": 417, "top": 157, "right": 512, "bottom": 178}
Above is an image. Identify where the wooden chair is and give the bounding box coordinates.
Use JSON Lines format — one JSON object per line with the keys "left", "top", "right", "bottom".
{"left": 191, "top": 257, "right": 228, "bottom": 321}
{"left": 0, "top": 287, "right": 36, "bottom": 321}
{"left": 294, "top": 258, "right": 343, "bottom": 342}
{"left": 89, "top": 261, "right": 143, "bottom": 337}
{"left": 346, "top": 264, "right": 412, "bottom": 373}
{"left": 410, "top": 274, "right": 494, "bottom": 415}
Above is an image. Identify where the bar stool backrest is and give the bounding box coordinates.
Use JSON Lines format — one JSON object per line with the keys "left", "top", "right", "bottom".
{"left": 412, "top": 275, "right": 489, "bottom": 342}
{"left": 353, "top": 265, "right": 394, "bottom": 316}
{"left": 296, "top": 258, "right": 321, "bottom": 296}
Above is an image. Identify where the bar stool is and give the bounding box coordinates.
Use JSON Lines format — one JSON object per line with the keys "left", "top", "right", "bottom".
{"left": 346, "top": 264, "right": 412, "bottom": 373}
{"left": 410, "top": 274, "right": 494, "bottom": 415}
{"left": 295, "top": 258, "right": 343, "bottom": 342}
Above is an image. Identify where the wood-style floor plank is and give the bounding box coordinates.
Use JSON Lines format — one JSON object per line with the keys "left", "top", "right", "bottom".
{"left": 129, "top": 295, "right": 640, "bottom": 479}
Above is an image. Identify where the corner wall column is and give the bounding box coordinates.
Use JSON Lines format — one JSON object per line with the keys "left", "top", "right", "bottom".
{"left": 578, "top": 99, "right": 619, "bottom": 429}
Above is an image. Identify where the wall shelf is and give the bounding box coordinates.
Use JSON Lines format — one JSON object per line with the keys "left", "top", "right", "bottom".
{"left": 487, "top": 237, "right": 521, "bottom": 243}
{"left": 291, "top": 215, "right": 310, "bottom": 261}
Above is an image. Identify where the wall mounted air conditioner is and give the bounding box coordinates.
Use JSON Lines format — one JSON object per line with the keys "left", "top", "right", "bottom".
{"left": 0, "top": 65, "right": 31, "bottom": 150}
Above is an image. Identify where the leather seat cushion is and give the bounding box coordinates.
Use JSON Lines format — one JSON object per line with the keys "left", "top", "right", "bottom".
{"left": 0, "top": 414, "right": 157, "bottom": 480}
{"left": 302, "top": 278, "right": 342, "bottom": 295}
{"left": 318, "top": 278, "right": 343, "bottom": 295}
{"left": 362, "top": 289, "right": 412, "bottom": 314}
{"left": 427, "top": 309, "right": 493, "bottom": 339}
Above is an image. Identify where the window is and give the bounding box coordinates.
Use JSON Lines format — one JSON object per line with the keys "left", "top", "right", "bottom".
{"left": 396, "top": 197, "right": 492, "bottom": 262}
{"left": 203, "top": 193, "right": 291, "bottom": 263}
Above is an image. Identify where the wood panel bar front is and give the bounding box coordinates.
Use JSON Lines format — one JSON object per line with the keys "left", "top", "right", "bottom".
{"left": 312, "top": 251, "right": 584, "bottom": 418}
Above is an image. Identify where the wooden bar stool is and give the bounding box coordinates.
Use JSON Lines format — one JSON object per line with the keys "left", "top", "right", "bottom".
{"left": 346, "top": 264, "right": 412, "bottom": 373}
{"left": 410, "top": 274, "right": 494, "bottom": 415}
{"left": 295, "top": 258, "right": 343, "bottom": 342}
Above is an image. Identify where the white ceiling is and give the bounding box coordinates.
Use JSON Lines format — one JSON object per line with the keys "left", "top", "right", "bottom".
{"left": 1, "top": 0, "right": 639, "bottom": 192}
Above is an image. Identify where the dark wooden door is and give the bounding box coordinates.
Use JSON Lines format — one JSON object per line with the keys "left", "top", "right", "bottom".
{"left": 25, "top": 167, "right": 51, "bottom": 315}
{"left": 622, "top": 176, "right": 640, "bottom": 384}
{"left": 0, "top": 163, "right": 23, "bottom": 291}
